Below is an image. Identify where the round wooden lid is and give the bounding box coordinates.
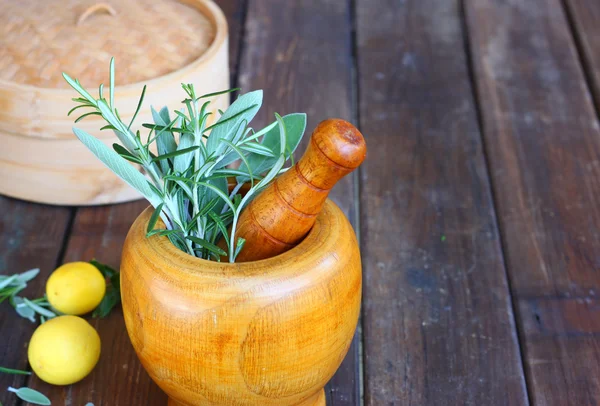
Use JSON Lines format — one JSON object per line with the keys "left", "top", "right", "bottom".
{"left": 0, "top": 0, "right": 215, "bottom": 88}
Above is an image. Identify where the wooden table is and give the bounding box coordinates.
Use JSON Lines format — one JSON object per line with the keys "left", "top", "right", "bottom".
{"left": 2, "top": 0, "right": 600, "bottom": 404}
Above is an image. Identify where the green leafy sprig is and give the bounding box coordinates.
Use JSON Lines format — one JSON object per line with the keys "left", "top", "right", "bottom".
{"left": 0, "top": 269, "right": 57, "bottom": 323}
{"left": 64, "top": 58, "right": 306, "bottom": 262}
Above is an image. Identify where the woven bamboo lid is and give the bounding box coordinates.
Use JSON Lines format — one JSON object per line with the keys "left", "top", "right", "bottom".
{"left": 0, "top": 0, "right": 229, "bottom": 205}
{"left": 0, "top": 0, "right": 215, "bottom": 88}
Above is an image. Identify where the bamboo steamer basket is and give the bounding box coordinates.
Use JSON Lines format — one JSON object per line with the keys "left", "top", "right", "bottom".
{"left": 0, "top": 0, "right": 229, "bottom": 205}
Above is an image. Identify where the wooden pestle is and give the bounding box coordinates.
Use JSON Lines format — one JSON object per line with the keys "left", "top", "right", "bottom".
{"left": 233, "top": 118, "right": 366, "bottom": 262}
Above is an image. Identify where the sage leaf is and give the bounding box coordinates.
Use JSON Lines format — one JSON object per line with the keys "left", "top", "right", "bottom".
{"left": 156, "top": 106, "right": 172, "bottom": 125}
{"left": 214, "top": 151, "right": 241, "bottom": 170}
{"left": 213, "top": 120, "right": 249, "bottom": 170}
{"left": 173, "top": 133, "right": 195, "bottom": 173}
{"left": 7, "top": 387, "right": 51, "bottom": 405}
{"left": 221, "top": 140, "right": 254, "bottom": 186}
{"left": 72, "top": 128, "right": 161, "bottom": 207}
{"left": 206, "top": 90, "right": 262, "bottom": 155}
{"left": 152, "top": 106, "right": 178, "bottom": 173}
{"left": 238, "top": 113, "right": 306, "bottom": 181}
{"left": 0, "top": 275, "right": 18, "bottom": 290}
{"left": 12, "top": 297, "right": 36, "bottom": 322}
{"left": 15, "top": 268, "right": 40, "bottom": 284}
{"left": 23, "top": 298, "right": 56, "bottom": 319}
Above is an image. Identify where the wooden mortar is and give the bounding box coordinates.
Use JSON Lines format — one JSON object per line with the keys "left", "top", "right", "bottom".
{"left": 120, "top": 200, "right": 361, "bottom": 406}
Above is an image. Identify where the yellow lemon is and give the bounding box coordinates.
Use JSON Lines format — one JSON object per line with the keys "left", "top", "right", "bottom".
{"left": 28, "top": 315, "right": 101, "bottom": 385}
{"left": 46, "top": 262, "right": 106, "bottom": 315}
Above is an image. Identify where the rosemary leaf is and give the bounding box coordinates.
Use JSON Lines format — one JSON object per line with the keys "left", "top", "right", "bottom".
{"left": 209, "top": 212, "right": 230, "bottom": 249}
{"left": 113, "top": 144, "right": 143, "bottom": 164}
{"left": 199, "top": 88, "right": 240, "bottom": 99}
{"left": 147, "top": 203, "right": 165, "bottom": 235}
{"left": 128, "top": 85, "right": 147, "bottom": 130}
{"left": 151, "top": 146, "right": 200, "bottom": 162}
{"left": 240, "top": 142, "right": 276, "bottom": 157}
{"left": 186, "top": 236, "right": 227, "bottom": 257}
{"left": 234, "top": 238, "right": 246, "bottom": 260}
{"left": 0, "top": 367, "right": 31, "bottom": 375}
{"left": 109, "top": 57, "right": 115, "bottom": 109}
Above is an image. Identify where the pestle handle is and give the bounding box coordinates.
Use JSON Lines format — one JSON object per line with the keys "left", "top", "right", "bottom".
{"left": 234, "top": 118, "right": 366, "bottom": 262}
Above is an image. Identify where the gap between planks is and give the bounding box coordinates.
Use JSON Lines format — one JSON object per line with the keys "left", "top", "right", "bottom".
{"left": 348, "top": 0, "right": 365, "bottom": 404}
{"left": 560, "top": 0, "right": 600, "bottom": 121}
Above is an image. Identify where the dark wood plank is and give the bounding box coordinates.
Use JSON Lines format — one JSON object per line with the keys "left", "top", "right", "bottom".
{"left": 218, "top": 0, "right": 247, "bottom": 87}
{"left": 563, "top": 0, "right": 600, "bottom": 110}
{"left": 464, "top": 0, "right": 600, "bottom": 403}
{"left": 240, "top": 0, "right": 361, "bottom": 404}
{"left": 0, "top": 198, "right": 71, "bottom": 406}
{"left": 356, "top": 0, "right": 528, "bottom": 404}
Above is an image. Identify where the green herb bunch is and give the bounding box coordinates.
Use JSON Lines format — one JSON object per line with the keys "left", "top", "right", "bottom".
{"left": 63, "top": 59, "right": 306, "bottom": 262}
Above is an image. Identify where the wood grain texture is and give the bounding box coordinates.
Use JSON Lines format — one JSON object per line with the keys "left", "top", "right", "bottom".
{"left": 239, "top": 0, "right": 362, "bottom": 403}
{"left": 0, "top": 198, "right": 71, "bottom": 406}
{"left": 465, "top": 0, "right": 600, "bottom": 403}
{"left": 356, "top": 0, "right": 528, "bottom": 404}
{"left": 216, "top": 0, "right": 247, "bottom": 87}
{"left": 563, "top": 0, "right": 600, "bottom": 110}
{"left": 235, "top": 119, "right": 366, "bottom": 262}
{"left": 122, "top": 200, "right": 361, "bottom": 406}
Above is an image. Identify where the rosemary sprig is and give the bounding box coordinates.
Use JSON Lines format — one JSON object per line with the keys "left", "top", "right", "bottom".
{"left": 64, "top": 58, "right": 307, "bottom": 262}
{"left": 0, "top": 269, "right": 57, "bottom": 323}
